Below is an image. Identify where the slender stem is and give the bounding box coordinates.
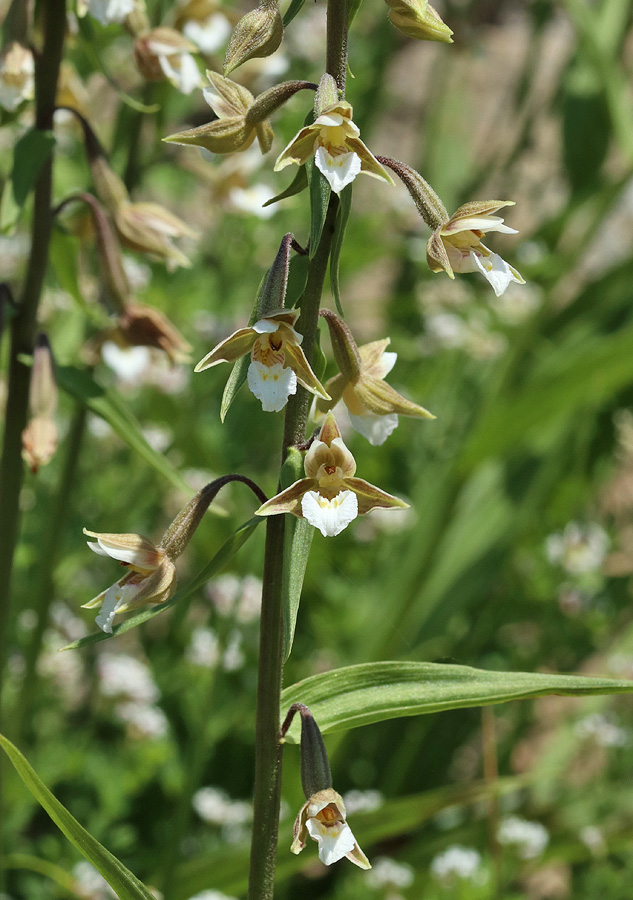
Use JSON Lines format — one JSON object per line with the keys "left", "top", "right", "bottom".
{"left": 247, "top": 2, "right": 348, "bottom": 895}
{"left": 0, "top": 0, "right": 66, "bottom": 886}
{"left": 482, "top": 707, "right": 501, "bottom": 893}
{"left": 12, "top": 405, "right": 87, "bottom": 744}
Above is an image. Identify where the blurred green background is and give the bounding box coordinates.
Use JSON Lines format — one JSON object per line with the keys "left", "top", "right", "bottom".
{"left": 2, "top": 0, "right": 633, "bottom": 898}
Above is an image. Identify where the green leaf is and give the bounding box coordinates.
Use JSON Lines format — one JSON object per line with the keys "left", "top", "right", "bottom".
{"left": 280, "top": 661, "right": 633, "bottom": 743}
{"left": 0, "top": 734, "right": 156, "bottom": 900}
{"left": 220, "top": 276, "right": 265, "bottom": 422}
{"left": 306, "top": 157, "right": 331, "bottom": 258}
{"left": 329, "top": 182, "right": 352, "bottom": 316}
{"left": 348, "top": 0, "right": 365, "bottom": 27}
{"left": 282, "top": 0, "right": 306, "bottom": 26}
{"left": 263, "top": 166, "right": 308, "bottom": 208}
{"left": 62, "top": 518, "right": 261, "bottom": 651}
{"left": 56, "top": 365, "right": 192, "bottom": 494}
{"left": 286, "top": 253, "right": 310, "bottom": 308}
{"left": 280, "top": 448, "right": 313, "bottom": 662}
{"left": 4, "top": 853, "right": 86, "bottom": 897}
{"left": 0, "top": 128, "right": 56, "bottom": 232}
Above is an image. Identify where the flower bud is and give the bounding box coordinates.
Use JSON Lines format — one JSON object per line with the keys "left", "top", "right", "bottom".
{"left": 0, "top": 42, "right": 34, "bottom": 112}
{"left": 319, "top": 309, "right": 361, "bottom": 382}
{"left": 134, "top": 27, "right": 201, "bottom": 94}
{"left": 385, "top": 0, "right": 453, "bottom": 43}
{"left": 22, "top": 335, "right": 58, "bottom": 474}
{"left": 78, "top": 192, "right": 131, "bottom": 313}
{"left": 258, "top": 233, "right": 294, "bottom": 318}
{"left": 115, "top": 304, "right": 192, "bottom": 363}
{"left": 376, "top": 156, "right": 448, "bottom": 230}
{"left": 299, "top": 706, "right": 332, "bottom": 798}
{"left": 223, "top": 0, "right": 283, "bottom": 76}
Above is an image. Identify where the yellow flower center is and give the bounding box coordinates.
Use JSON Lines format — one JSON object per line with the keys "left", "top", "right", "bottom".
{"left": 252, "top": 332, "right": 286, "bottom": 368}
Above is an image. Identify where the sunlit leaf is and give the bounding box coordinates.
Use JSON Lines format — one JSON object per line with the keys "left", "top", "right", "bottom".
{"left": 0, "top": 128, "right": 56, "bottom": 232}
{"left": 280, "top": 661, "right": 633, "bottom": 742}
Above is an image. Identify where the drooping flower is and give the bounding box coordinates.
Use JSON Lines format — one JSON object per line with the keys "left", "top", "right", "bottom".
{"left": 385, "top": 0, "right": 453, "bottom": 43}
{"left": 82, "top": 530, "right": 177, "bottom": 633}
{"left": 291, "top": 789, "right": 370, "bottom": 869}
{"left": 113, "top": 197, "right": 199, "bottom": 270}
{"left": 318, "top": 310, "right": 434, "bottom": 445}
{"left": 255, "top": 413, "right": 408, "bottom": 536}
{"left": 134, "top": 27, "right": 202, "bottom": 94}
{"left": 194, "top": 308, "right": 330, "bottom": 413}
{"left": 21, "top": 334, "right": 58, "bottom": 474}
{"left": 0, "top": 42, "right": 34, "bottom": 111}
{"left": 426, "top": 201, "right": 525, "bottom": 297}
{"left": 275, "top": 99, "right": 393, "bottom": 194}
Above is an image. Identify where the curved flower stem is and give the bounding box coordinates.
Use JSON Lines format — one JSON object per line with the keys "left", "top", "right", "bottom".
{"left": 247, "top": 1, "right": 348, "bottom": 894}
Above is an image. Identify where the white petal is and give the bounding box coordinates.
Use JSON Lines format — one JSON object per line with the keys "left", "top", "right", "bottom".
{"left": 306, "top": 818, "right": 357, "bottom": 866}
{"left": 159, "top": 53, "right": 200, "bottom": 94}
{"left": 446, "top": 215, "right": 517, "bottom": 235}
{"left": 301, "top": 490, "right": 358, "bottom": 537}
{"left": 445, "top": 242, "right": 480, "bottom": 274}
{"left": 314, "top": 112, "right": 345, "bottom": 128}
{"left": 348, "top": 412, "right": 399, "bottom": 446}
{"left": 473, "top": 251, "right": 525, "bottom": 297}
{"left": 87, "top": 541, "right": 109, "bottom": 557}
{"left": 252, "top": 319, "right": 282, "bottom": 334}
{"left": 183, "top": 14, "right": 232, "bottom": 54}
{"left": 315, "top": 147, "right": 361, "bottom": 194}
{"left": 247, "top": 361, "right": 297, "bottom": 412}
{"left": 371, "top": 351, "right": 397, "bottom": 379}
{"left": 94, "top": 582, "right": 137, "bottom": 633}
{"left": 94, "top": 538, "right": 156, "bottom": 568}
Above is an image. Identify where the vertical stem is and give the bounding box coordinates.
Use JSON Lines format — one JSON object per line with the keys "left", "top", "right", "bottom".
{"left": 247, "top": 2, "right": 348, "bottom": 895}
{"left": 12, "top": 404, "right": 87, "bottom": 744}
{"left": 0, "top": 0, "right": 66, "bottom": 886}
{"left": 482, "top": 707, "right": 501, "bottom": 892}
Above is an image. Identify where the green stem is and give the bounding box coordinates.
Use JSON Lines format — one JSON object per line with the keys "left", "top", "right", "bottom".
{"left": 326, "top": 0, "right": 349, "bottom": 95}
{"left": 12, "top": 404, "right": 87, "bottom": 744}
{"left": 0, "top": 0, "right": 66, "bottom": 886}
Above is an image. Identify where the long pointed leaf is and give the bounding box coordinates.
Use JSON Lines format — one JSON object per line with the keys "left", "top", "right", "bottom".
{"left": 329, "top": 182, "right": 352, "bottom": 316}
{"left": 280, "top": 448, "right": 313, "bottom": 662}
{"left": 0, "top": 734, "right": 155, "bottom": 900}
{"left": 280, "top": 661, "right": 633, "bottom": 742}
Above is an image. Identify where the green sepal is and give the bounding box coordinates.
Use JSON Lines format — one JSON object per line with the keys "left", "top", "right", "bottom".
{"left": 329, "top": 182, "right": 353, "bottom": 316}
{"left": 299, "top": 710, "right": 332, "bottom": 798}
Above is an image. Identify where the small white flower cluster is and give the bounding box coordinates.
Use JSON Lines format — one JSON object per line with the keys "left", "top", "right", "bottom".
{"left": 422, "top": 311, "right": 508, "bottom": 360}
{"left": 186, "top": 891, "right": 237, "bottom": 900}
{"left": 73, "top": 861, "right": 117, "bottom": 899}
{"left": 182, "top": 14, "right": 232, "bottom": 54}
{"left": 101, "top": 342, "right": 190, "bottom": 394}
{"left": 430, "top": 845, "right": 485, "bottom": 883}
{"left": 575, "top": 713, "right": 628, "bottom": 748}
{"left": 341, "top": 789, "right": 384, "bottom": 815}
{"left": 206, "top": 574, "right": 262, "bottom": 624}
{"left": 186, "top": 626, "right": 247, "bottom": 672}
{"left": 192, "top": 786, "right": 251, "bottom": 842}
{"left": 367, "top": 856, "right": 414, "bottom": 888}
{"left": 97, "top": 653, "right": 168, "bottom": 739}
{"left": 497, "top": 816, "right": 549, "bottom": 859}
{"left": 545, "top": 522, "right": 609, "bottom": 576}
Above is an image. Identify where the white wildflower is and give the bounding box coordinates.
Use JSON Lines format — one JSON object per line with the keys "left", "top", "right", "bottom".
{"left": 546, "top": 522, "right": 609, "bottom": 575}
{"left": 430, "top": 845, "right": 484, "bottom": 882}
{"left": 497, "top": 816, "right": 549, "bottom": 859}
{"left": 367, "top": 857, "right": 414, "bottom": 888}
{"left": 97, "top": 653, "right": 160, "bottom": 704}
{"left": 186, "top": 627, "right": 220, "bottom": 668}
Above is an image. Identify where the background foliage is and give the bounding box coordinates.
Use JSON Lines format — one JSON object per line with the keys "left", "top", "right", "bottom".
{"left": 2, "top": 0, "right": 633, "bottom": 898}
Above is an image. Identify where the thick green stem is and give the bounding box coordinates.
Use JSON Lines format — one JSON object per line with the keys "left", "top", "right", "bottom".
{"left": 326, "top": 0, "right": 349, "bottom": 95}
{"left": 12, "top": 404, "right": 87, "bottom": 744}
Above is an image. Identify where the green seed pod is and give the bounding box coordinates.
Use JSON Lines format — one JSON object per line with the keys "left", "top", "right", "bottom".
{"left": 224, "top": 0, "right": 283, "bottom": 76}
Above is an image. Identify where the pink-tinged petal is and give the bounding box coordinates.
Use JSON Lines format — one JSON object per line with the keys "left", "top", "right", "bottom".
{"left": 329, "top": 437, "right": 356, "bottom": 478}
{"left": 348, "top": 411, "right": 399, "bottom": 446}
{"left": 247, "top": 360, "right": 297, "bottom": 411}
{"left": 345, "top": 137, "right": 394, "bottom": 185}
{"left": 194, "top": 328, "right": 257, "bottom": 371}
{"left": 255, "top": 479, "right": 318, "bottom": 517}
{"left": 301, "top": 490, "right": 358, "bottom": 537}
{"left": 315, "top": 146, "right": 361, "bottom": 194}
{"left": 275, "top": 125, "right": 319, "bottom": 170}
{"left": 306, "top": 817, "right": 357, "bottom": 865}
{"left": 318, "top": 411, "right": 344, "bottom": 446}
{"left": 472, "top": 250, "right": 525, "bottom": 296}
{"left": 82, "top": 529, "right": 162, "bottom": 569}
{"left": 283, "top": 343, "right": 331, "bottom": 400}
{"left": 344, "top": 477, "right": 409, "bottom": 515}
{"left": 346, "top": 839, "right": 372, "bottom": 870}
{"left": 444, "top": 243, "right": 480, "bottom": 274}
{"left": 115, "top": 559, "right": 177, "bottom": 613}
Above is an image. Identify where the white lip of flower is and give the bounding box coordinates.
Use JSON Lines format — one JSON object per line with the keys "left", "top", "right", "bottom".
{"left": 194, "top": 309, "right": 330, "bottom": 413}
{"left": 255, "top": 412, "right": 408, "bottom": 536}
{"left": 274, "top": 100, "right": 393, "bottom": 195}
{"left": 291, "top": 790, "right": 371, "bottom": 869}
{"left": 82, "top": 530, "right": 176, "bottom": 633}
{"left": 155, "top": 47, "right": 201, "bottom": 94}
{"left": 0, "top": 42, "right": 35, "bottom": 112}
{"left": 427, "top": 202, "right": 525, "bottom": 297}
